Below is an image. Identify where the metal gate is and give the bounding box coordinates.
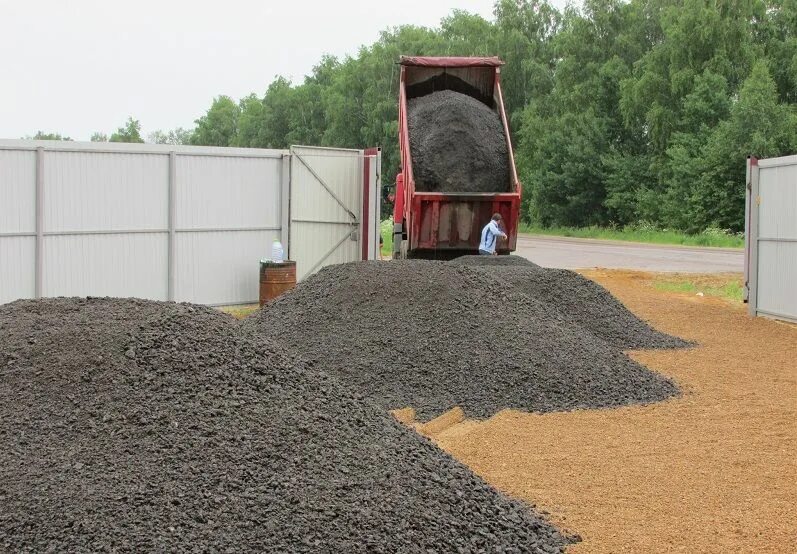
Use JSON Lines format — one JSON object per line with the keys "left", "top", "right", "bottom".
{"left": 745, "top": 155, "right": 797, "bottom": 323}
{"left": 289, "top": 146, "right": 364, "bottom": 281}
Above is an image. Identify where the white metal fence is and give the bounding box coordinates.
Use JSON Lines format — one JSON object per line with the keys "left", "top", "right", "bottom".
{"left": 0, "top": 140, "right": 380, "bottom": 306}
{"left": 745, "top": 154, "right": 797, "bottom": 323}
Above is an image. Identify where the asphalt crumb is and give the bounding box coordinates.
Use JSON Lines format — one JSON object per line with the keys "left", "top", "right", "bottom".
{"left": 0, "top": 297, "right": 571, "bottom": 552}
{"left": 250, "top": 261, "right": 682, "bottom": 421}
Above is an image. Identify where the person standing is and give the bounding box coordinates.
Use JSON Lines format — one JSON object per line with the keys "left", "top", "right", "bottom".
{"left": 479, "top": 213, "right": 507, "bottom": 255}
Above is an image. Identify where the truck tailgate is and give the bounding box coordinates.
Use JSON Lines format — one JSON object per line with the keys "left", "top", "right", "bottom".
{"left": 411, "top": 192, "right": 519, "bottom": 252}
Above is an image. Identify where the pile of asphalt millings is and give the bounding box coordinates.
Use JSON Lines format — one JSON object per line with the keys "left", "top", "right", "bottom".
{"left": 448, "top": 254, "right": 539, "bottom": 267}
{"left": 0, "top": 297, "right": 571, "bottom": 552}
{"left": 408, "top": 90, "right": 509, "bottom": 193}
{"left": 249, "top": 261, "right": 680, "bottom": 422}
{"left": 449, "top": 256, "right": 691, "bottom": 350}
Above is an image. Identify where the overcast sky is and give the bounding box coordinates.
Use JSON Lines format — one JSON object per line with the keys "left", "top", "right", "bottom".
{"left": 0, "top": 0, "right": 568, "bottom": 141}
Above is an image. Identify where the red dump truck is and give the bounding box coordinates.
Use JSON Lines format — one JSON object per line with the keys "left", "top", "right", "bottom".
{"left": 392, "top": 56, "right": 521, "bottom": 258}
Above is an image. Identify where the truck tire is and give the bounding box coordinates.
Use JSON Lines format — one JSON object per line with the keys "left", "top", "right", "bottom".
{"left": 392, "top": 222, "right": 404, "bottom": 259}
{"left": 392, "top": 233, "right": 402, "bottom": 259}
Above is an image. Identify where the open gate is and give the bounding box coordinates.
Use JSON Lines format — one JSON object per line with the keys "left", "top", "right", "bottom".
{"left": 288, "top": 146, "right": 380, "bottom": 281}
{"left": 745, "top": 155, "right": 797, "bottom": 323}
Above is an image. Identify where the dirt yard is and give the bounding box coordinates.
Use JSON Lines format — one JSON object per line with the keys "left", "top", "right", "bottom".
{"left": 429, "top": 270, "right": 796, "bottom": 553}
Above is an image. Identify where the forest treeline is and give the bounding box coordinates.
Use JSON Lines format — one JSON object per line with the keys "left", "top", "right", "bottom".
{"left": 34, "top": 0, "right": 797, "bottom": 232}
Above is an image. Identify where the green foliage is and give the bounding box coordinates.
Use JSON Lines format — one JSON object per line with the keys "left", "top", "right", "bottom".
{"left": 148, "top": 128, "right": 192, "bottom": 145}
{"left": 182, "top": 0, "right": 795, "bottom": 232}
{"left": 520, "top": 222, "right": 745, "bottom": 248}
{"left": 109, "top": 117, "right": 144, "bottom": 143}
{"left": 653, "top": 274, "right": 744, "bottom": 302}
{"left": 190, "top": 96, "right": 239, "bottom": 147}
{"left": 26, "top": 132, "right": 72, "bottom": 141}
{"left": 380, "top": 219, "right": 393, "bottom": 257}
{"left": 90, "top": 132, "right": 108, "bottom": 142}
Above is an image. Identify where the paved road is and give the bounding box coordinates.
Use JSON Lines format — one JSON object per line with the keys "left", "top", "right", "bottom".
{"left": 515, "top": 235, "right": 744, "bottom": 273}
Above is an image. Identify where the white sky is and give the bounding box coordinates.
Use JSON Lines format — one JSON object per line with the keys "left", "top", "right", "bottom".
{"left": 0, "top": 0, "right": 568, "bottom": 141}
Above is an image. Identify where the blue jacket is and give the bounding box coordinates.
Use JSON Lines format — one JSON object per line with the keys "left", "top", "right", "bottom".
{"left": 479, "top": 220, "right": 506, "bottom": 253}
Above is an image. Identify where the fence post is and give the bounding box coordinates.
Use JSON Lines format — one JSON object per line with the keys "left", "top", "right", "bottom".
{"left": 744, "top": 157, "right": 751, "bottom": 303}
{"left": 35, "top": 147, "right": 44, "bottom": 298}
{"left": 748, "top": 158, "right": 760, "bottom": 317}
{"left": 168, "top": 151, "right": 177, "bottom": 301}
{"left": 281, "top": 154, "right": 291, "bottom": 257}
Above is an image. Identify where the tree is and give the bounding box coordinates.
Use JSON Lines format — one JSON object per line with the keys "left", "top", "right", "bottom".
{"left": 190, "top": 96, "right": 239, "bottom": 147}
{"left": 25, "top": 132, "right": 72, "bottom": 141}
{"left": 90, "top": 132, "right": 108, "bottom": 142}
{"left": 691, "top": 61, "right": 797, "bottom": 231}
{"left": 235, "top": 78, "right": 296, "bottom": 149}
{"left": 517, "top": 0, "right": 648, "bottom": 226}
{"left": 520, "top": 107, "right": 610, "bottom": 226}
{"left": 148, "top": 128, "right": 192, "bottom": 145}
{"left": 493, "top": 0, "right": 560, "bottom": 124}
{"left": 109, "top": 117, "right": 144, "bottom": 143}
{"left": 620, "top": 0, "right": 761, "bottom": 154}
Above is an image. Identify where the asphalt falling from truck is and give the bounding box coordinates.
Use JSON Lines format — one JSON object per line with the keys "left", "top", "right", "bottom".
{"left": 408, "top": 90, "right": 510, "bottom": 193}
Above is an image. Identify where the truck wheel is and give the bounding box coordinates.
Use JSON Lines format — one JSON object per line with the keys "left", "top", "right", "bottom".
{"left": 392, "top": 222, "right": 405, "bottom": 259}
{"left": 392, "top": 233, "right": 403, "bottom": 259}
{"left": 400, "top": 239, "right": 409, "bottom": 260}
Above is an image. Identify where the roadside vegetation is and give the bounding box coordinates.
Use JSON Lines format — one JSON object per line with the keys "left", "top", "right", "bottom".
{"left": 520, "top": 223, "right": 744, "bottom": 248}
{"left": 221, "top": 304, "right": 259, "bottom": 319}
{"left": 651, "top": 273, "right": 744, "bottom": 303}
{"left": 380, "top": 220, "right": 393, "bottom": 258}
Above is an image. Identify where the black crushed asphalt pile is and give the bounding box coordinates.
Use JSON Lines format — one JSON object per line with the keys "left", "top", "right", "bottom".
{"left": 408, "top": 90, "right": 509, "bottom": 193}
{"left": 449, "top": 256, "right": 690, "bottom": 350}
{"left": 449, "top": 254, "right": 540, "bottom": 267}
{"left": 249, "top": 261, "right": 680, "bottom": 421}
{"left": 0, "top": 297, "right": 571, "bottom": 552}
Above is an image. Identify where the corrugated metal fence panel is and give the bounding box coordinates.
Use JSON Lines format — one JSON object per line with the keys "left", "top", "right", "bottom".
{"left": 174, "top": 155, "right": 281, "bottom": 229}
{"left": 290, "top": 146, "right": 362, "bottom": 281}
{"left": 756, "top": 241, "right": 797, "bottom": 320}
{"left": 0, "top": 149, "right": 36, "bottom": 303}
{"left": 0, "top": 149, "right": 36, "bottom": 233}
{"left": 758, "top": 164, "right": 797, "bottom": 240}
{"left": 38, "top": 150, "right": 170, "bottom": 300}
{"left": 174, "top": 230, "right": 279, "bottom": 305}
{"left": 0, "top": 237, "right": 35, "bottom": 304}
{"left": 755, "top": 159, "right": 797, "bottom": 321}
{"left": 291, "top": 147, "right": 361, "bottom": 224}
{"left": 43, "top": 151, "right": 169, "bottom": 232}
{"left": 173, "top": 154, "right": 283, "bottom": 304}
{"left": 42, "top": 233, "right": 169, "bottom": 299}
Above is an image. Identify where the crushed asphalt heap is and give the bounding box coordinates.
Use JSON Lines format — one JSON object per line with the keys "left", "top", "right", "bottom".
{"left": 250, "top": 261, "right": 681, "bottom": 421}
{"left": 449, "top": 254, "right": 536, "bottom": 267}
{"left": 408, "top": 90, "right": 509, "bottom": 193}
{"left": 449, "top": 256, "right": 690, "bottom": 350}
{"left": 0, "top": 298, "right": 570, "bottom": 552}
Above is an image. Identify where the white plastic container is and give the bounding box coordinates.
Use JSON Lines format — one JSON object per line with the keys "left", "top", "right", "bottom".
{"left": 271, "top": 240, "right": 284, "bottom": 263}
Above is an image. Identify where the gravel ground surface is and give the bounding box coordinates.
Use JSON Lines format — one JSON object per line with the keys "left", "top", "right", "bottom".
{"left": 434, "top": 270, "right": 797, "bottom": 553}
{"left": 450, "top": 256, "right": 690, "bottom": 349}
{"left": 0, "top": 297, "right": 570, "bottom": 552}
{"left": 250, "top": 261, "right": 679, "bottom": 421}
{"left": 408, "top": 90, "right": 509, "bottom": 193}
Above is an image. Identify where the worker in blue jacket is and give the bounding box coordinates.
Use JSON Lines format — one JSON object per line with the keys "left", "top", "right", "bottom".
{"left": 478, "top": 213, "right": 507, "bottom": 255}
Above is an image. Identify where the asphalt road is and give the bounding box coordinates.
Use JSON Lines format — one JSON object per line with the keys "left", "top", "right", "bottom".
{"left": 515, "top": 235, "right": 744, "bottom": 273}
